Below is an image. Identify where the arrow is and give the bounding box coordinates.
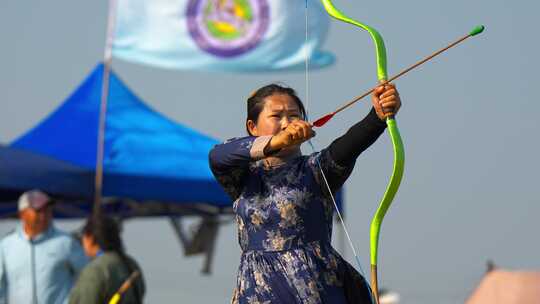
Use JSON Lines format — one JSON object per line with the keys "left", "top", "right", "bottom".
{"left": 312, "top": 25, "right": 485, "bottom": 128}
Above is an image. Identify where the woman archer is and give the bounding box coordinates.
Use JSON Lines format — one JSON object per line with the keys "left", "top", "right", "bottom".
{"left": 209, "top": 82, "right": 401, "bottom": 303}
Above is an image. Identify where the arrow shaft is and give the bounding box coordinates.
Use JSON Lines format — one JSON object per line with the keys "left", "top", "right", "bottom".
{"left": 316, "top": 31, "right": 474, "bottom": 122}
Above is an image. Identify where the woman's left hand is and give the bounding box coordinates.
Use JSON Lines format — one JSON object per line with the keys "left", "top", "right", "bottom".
{"left": 372, "top": 83, "right": 401, "bottom": 120}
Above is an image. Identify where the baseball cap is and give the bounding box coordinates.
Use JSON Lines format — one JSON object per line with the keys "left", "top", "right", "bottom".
{"left": 18, "top": 190, "right": 52, "bottom": 211}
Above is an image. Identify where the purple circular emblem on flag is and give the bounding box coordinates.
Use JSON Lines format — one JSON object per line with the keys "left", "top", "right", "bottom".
{"left": 186, "top": 0, "right": 270, "bottom": 58}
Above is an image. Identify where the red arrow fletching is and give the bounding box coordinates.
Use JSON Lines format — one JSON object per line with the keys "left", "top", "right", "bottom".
{"left": 312, "top": 113, "right": 334, "bottom": 127}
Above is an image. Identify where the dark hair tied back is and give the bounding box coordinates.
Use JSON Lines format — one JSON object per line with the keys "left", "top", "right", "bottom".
{"left": 82, "top": 215, "right": 125, "bottom": 255}
{"left": 246, "top": 84, "right": 307, "bottom": 135}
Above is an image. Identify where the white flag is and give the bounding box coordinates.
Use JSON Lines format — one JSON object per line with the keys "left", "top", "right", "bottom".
{"left": 113, "top": 0, "right": 334, "bottom": 71}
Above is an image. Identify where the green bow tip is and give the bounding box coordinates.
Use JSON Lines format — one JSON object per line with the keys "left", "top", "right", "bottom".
{"left": 469, "top": 25, "right": 485, "bottom": 37}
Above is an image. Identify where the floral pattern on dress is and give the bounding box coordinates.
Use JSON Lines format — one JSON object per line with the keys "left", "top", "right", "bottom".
{"left": 210, "top": 136, "right": 373, "bottom": 304}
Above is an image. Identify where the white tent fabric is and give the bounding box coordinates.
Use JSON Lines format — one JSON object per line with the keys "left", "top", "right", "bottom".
{"left": 466, "top": 270, "right": 540, "bottom": 304}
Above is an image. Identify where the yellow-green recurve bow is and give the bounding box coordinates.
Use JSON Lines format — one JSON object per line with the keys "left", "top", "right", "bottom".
{"left": 319, "top": 1, "right": 405, "bottom": 303}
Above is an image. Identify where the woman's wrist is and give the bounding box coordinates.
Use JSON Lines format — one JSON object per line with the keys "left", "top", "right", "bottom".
{"left": 369, "top": 107, "right": 390, "bottom": 125}
{"left": 264, "top": 136, "right": 282, "bottom": 156}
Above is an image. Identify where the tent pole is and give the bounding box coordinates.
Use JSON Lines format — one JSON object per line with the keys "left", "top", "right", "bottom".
{"left": 94, "top": 0, "right": 119, "bottom": 218}
{"left": 169, "top": 216, "right": 191, "bottom": 253}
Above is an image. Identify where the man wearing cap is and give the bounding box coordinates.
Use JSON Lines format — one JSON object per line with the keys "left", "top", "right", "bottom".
{"left": 0, "top": 190, "right": 89, "bottom": 304}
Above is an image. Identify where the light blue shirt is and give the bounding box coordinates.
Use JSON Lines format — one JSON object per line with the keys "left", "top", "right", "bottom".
{"left": 0, "top": 224, "right": 89, "bottom": 304}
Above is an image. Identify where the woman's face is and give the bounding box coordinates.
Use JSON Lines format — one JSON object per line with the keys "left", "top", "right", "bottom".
{"left": 248, "top": 93, "right": 301, "bottom": 137}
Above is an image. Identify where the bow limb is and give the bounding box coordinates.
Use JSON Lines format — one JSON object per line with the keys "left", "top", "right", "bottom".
{"left": 319, "top": 1, "right": 405, "bottom": 303}
{"left": 370, "top": 117, "right": 404, "bottom": 304}
{"left": 320, "top": 0, "right": 387, "bottom": 80}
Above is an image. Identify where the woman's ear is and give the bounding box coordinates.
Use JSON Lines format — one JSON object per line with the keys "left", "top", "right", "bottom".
{"left": 247, "top": 120, "right": 258, "bottom": 136}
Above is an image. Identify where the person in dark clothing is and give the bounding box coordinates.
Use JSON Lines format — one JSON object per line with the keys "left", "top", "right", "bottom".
{"left": 209, "top": 83, "right": 401, "bottom": 304}
{"left": 69, "top": 215, "right": 145, "bottom": 304}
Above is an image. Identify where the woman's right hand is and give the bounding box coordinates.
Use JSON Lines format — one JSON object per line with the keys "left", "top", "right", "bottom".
{"left": 267, "top": 120, "right": 315, "bottom": 153}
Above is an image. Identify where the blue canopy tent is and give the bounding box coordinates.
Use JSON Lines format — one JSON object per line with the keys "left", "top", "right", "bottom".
{"left": 0, "top": 145, "right": 93, "bottom": 217}
{"left": 0, "top": 64, "right": 232, "bottom": 218}
{"left": 0, "top": 64, "right": 345, "bottom": 272}
{"left": 0, "top": 64, "right": 237, "bottom": 272}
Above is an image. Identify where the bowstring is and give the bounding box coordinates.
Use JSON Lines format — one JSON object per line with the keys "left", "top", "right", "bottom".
{"left": 304, "top": 0, "right": 367, "bottom": 278}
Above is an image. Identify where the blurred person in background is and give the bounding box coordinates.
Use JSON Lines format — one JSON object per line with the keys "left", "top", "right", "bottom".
{"left": 0, "top": 190, "right": 88, "bottom": 304}
{"left": 69, "top": 215, "right": 145, "bottom": 304}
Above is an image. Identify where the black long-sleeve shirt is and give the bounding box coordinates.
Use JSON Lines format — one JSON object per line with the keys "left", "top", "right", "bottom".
{"left": 328, "top": 108, "right": 387, "bottom": 166}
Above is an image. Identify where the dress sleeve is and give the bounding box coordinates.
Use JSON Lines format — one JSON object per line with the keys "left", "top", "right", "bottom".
{"left": 310, "top": 108, "right": 387, "bottom": 194}
{"left": 309, "top": 149, "right": 355, "bottom": 196}
{"left": 328, "top": 108, "right": 387, "bottom": 166}
{"left": 209, "top": 135, "right": 272, "bottom": 200}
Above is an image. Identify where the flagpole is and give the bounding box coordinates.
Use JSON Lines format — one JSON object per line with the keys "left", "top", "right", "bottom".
{"left": 94, "top": 0, "right": 119, "bottom": 218}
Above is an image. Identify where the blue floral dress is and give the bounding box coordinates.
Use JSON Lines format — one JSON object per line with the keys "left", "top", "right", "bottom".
{"left": 209, "top": 135, "right": 373, "bottom": 304}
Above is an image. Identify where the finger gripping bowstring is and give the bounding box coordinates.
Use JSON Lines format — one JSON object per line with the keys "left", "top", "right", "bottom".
{"left": 308, "top": 1, "right": 405, "bottom": 303}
